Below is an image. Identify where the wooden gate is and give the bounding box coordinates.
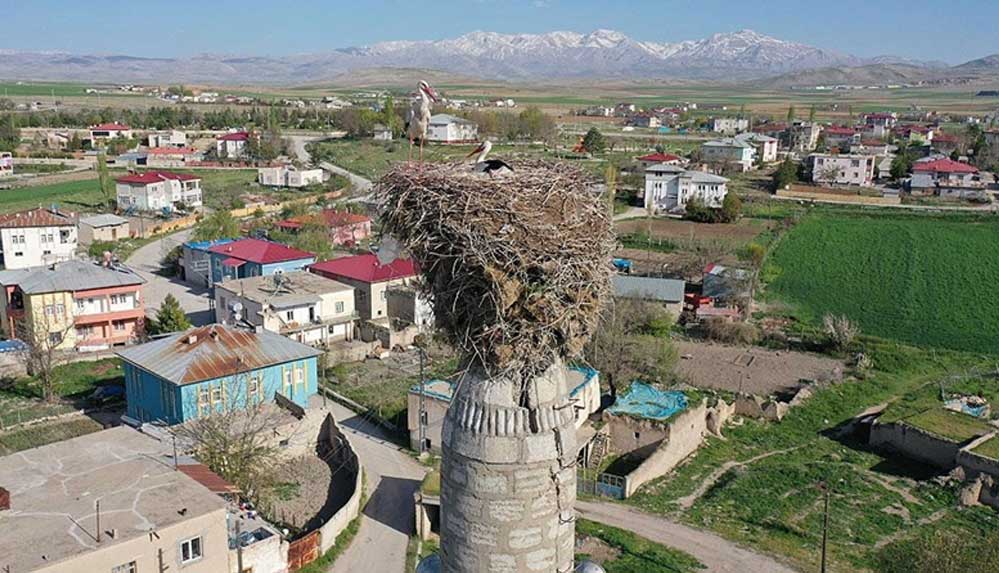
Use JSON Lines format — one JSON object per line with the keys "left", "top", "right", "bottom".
{"left": 288, "top": 530, "right": 321, "bottom": 571}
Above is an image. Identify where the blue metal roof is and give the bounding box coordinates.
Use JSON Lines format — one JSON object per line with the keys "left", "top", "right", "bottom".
{"left": 607, "top": 382, "right": 688, "bottom": 421}
{"left": 183, "top": 238, "right": 236, "bottom": 252}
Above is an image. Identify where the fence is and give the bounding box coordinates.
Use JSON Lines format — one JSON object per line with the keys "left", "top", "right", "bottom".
{"left": 577, "top": 469, "right": 627, "bottom": 500}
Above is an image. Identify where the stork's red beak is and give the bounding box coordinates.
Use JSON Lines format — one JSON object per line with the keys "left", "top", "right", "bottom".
{"left": 423, "top": 85, "right": 438, "bottom": 102}
{"left": 466, "top": 143, "right": 485, "bottom": 159}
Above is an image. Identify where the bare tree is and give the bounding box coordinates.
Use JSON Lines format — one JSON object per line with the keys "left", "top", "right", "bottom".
{"left": 21, "top": 304, "right": 74, "bottom": 403}
{"left": 823, "top": 313, "right": 860, "bottom": 351}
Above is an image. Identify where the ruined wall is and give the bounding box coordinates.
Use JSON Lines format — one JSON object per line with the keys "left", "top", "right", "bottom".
{"left": 957, "top": 433, "right": 999, "bottom": 480}
{"left": 603, "top": 413, "right": 670, "bottom": 457}
{"left": 870, "top": 421, "right": 963, "bottom": 469}
{"left": 622, "top": 401, "right": 710, "bottom": 497}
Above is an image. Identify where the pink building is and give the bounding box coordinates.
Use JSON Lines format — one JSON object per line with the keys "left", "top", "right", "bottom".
{"left": 276, "top": 210, "right": 372, "bottom": 247}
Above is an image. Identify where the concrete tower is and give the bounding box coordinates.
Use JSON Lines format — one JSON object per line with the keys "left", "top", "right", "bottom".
{"left": 439, "top": 361, "right": 577, "bottom": 572}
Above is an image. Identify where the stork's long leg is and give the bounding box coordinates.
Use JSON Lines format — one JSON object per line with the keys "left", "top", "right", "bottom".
{"left": 419, "top": 138, "right": 425, "bottom": 164}
{"left": 408, "top": 137, "right": 414, "bottom": 162}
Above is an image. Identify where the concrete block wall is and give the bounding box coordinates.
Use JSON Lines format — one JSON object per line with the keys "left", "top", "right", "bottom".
{"left": 869, "top": 421, "right": 964, "bottom": 469}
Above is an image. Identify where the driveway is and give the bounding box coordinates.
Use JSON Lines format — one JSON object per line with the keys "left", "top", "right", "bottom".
{"left": 125, "top": 227, "right": 215, "bottom": 326}
{"left": 327, "top": 401, "right": 427, "bottom": 573}
{"left": 576, "top": 500, "right": 799, "bottom": 573}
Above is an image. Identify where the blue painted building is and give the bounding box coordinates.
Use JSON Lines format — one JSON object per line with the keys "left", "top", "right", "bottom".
{"left": 116, "top": 324, "right": 322, "bottom": 425}
{"left": 206, "top": 238, "right": 316, "bottom": 284}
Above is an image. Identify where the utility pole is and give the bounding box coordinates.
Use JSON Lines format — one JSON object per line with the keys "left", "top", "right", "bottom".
{"left": 235, "top": 519, "right": 244, "bottom": 573}
{"left": 418, "top": 346, "right": 427, "bottom": 453}
{"left": 819, "top": 481, "right": 830, "bottom": 573}
{"left": 158, "top": 547, "right": 168, "bottom": 573}
{"left": 95, "top": 500, "right": 102, "bottom": 543}
{"left": 172, "top": 435, "right": 178, "bottom": 470}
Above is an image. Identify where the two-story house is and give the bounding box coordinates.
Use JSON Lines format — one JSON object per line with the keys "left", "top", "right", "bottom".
{"left": 275, "top": 210, "right": 372, "bottom": 247}
{"left": 700, "top": 138, "right": 755, "bottom": 171}
{"left": 214, "top": 271, "right": 357, "bottom": 347}
{"left": 309, "top": 254, "right": 418, "bottom": 320}
{"left": 643, "top": 164, "right": 729, "bottom": 213}
{"left": 809, "top": 153, "right": 876, "bottom": 187}
{"left": 216, "top": 131, "right": 251, "bottom": 158}
{"left": 89, "top": 122, "right": 132, "bottom": 142}
{"left": 711, "top": 117, "right": 749, "bottom": 135}
{"left": 426, "top": 114, "right": 478, "bottom": 143}
{"left": 115, "top": 171, "right": 203, "bottom": 212}
{"left": 0, "top": 207, "right": 77, "bottom": 270}
{"left": 910, "top": 157, "right": 985, "bottom": 198}
{"left": 117, "top": 324, "right": 321, "bottom": 425}
{"left": 208, "top": 238, "right": 316, "bottom": 284}
{"left": 734, "top": 132, "right": 779, "bottom": 163}
{"left": 0, "top": 260, "right": 145, "bottom": 351}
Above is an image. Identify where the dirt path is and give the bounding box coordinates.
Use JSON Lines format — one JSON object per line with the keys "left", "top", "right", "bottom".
{"left": 873, "top": 508, "right": 948, "bottom": 549}
{"left": 577, "top": 500, "right": 799, "bottom": 573}
{"left": 677, "top": 446, "right": 803, "bottom": 510}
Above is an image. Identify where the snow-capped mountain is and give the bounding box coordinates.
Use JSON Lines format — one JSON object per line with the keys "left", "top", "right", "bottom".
{"left": 0, "top": 29, "right": 929, "bottom": 84}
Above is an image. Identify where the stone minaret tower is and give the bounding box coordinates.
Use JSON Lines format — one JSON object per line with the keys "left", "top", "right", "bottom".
{"left": 439, "top": 361, "right": 576, "bottom": 573}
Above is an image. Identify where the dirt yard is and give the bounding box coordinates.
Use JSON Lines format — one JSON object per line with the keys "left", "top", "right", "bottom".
{"left": 674, "top": 340, "right": 844, "bottom": 396}
{"left": 265, "top": 454, "right": 332, "bottom": 531}
{"left": 615, "top": 217, "right": 774, "bottom": 242}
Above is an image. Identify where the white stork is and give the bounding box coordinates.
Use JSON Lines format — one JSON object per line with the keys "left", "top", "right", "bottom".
{"left": 406, "top": 80, "right": 437, "bottom": 163}
{"left": 465, "top": 140, "right": 513, "bottom": 178}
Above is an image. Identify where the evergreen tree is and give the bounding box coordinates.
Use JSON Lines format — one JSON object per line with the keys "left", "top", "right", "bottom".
{"left": 193, "top": 210, "right": 240, "bottom": 242}
{"left": 96, "top": 153, "right": 113, "bottom": 208}
{"left": 786, "top": 105, "right": 796, "bottom": 124}
{"left": 772, "top": 157, "right": 799, "bottom": 191}
{"left": 581, "top": 127, "right": 606, "bottom": 154}
{"left": 149, "top": 294, "right": 191, "bottom": 335}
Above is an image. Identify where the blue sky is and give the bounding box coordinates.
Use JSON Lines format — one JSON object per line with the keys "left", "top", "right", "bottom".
{"left": 4, "top": 0, "right": 997, "bottom": 64}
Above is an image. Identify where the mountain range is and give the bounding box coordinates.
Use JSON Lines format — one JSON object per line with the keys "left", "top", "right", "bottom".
{"left": 0, "top": 29, "right": 994, "bottom": 85}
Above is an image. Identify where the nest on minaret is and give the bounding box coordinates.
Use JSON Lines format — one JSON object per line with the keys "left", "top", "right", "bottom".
{"left": 377, "top": 160, "right": 615, "bottom": 380}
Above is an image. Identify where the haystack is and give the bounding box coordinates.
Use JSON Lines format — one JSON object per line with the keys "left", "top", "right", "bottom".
{"left": 377, "top": 160, "right": 615, "bottom": 381}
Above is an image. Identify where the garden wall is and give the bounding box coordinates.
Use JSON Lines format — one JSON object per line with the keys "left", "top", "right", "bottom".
{"left": 776, "top": 188, "right": 901, "bottom": 205}
{"left": 956, "top": 433, "right": 999, "bottom": 480}
{"left": 315, "top": 414, "right": 363, "bottom": 554}
{"left": 869, "top": 421, "right": 962, "bottom": 468}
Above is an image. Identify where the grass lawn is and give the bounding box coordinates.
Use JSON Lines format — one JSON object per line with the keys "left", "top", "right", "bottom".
{"left": 626, "top": 343, "right": 999, "bottom": 572}
{"left": 765, "top": 211, "right": 999, "bottom": 355}
{"left": 9, "top": 163, "right": 75, "bottom": 175}
{"left": 575, "top": 518, "right": 705, "bottom": 572}
{"left": 0, "top": 417, "right": 104, "bottom": 455}
{"left": 0, "top": 358, "right": 124, "bottom": 427}
{"left": 902, "top": 409, "right": 993, "bottom": 442}
{"left": 972, "top": 435, "right": 999, "bottom": 460}
{"left": 421, "top": 470, "right": 441, "bottom": 496}
{"left": 0, "top": 177, "right": 104, "bottom": 213}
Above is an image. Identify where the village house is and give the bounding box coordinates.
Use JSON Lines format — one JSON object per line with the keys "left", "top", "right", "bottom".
{"left": 711, "top": 117, "right": 749, "bottom": 135}
{"left": 612, "top": 275, "right": 686, "bottom": 317}
{"left": 426, "top": 114, "right": 479, "bottom": 143}
{"left": 373, "top": 124, "right": 393, "bottom": 140}
{"left": 864, "top": 112, "right": 898, "bottom": 138}
{"left": 0, "top": 259, "right": 145, "bottom": 351}
{"left": 216, "top": 131, "right": 251, "bottom": 158}
{"left": 115, "top": 171, "right": 203, "bottom": 212}
{"left": 0, "top": 207, "right": 77, "bottom": 270}
{"left": 117, "top": 324, "right": 321, "bottom": 425}
{"left": 78, "top": 214, "right": 130, "bottom": 246}
{"left": 734, "top": 132, "right": 779, "bottom": 163}
{"left": 895, "top": 124, "right": 935, "bottom": 143}
{"left": 275, "top": 209, "right": 372, "bottom": 247}
{"left": 257, "top": 165, "right": 325, "bottom": 188}
{"left": 180, "top": 239, "right": 235, "bottom": 287}
{"left": 644, "top": 164, "right": 729, "bottom": 213}
{"left": 145, "top": 147, "right": 202, "bottom": 168}
{"left": 700, "top": 138, "right": 756, "bottom": 171}
{"left": 0, "top": 427, "right": 232, "bottom": 573}
{"left": 821, "top": 126, "right": 859, "bottom": 150}
{"left": 808, "top": 153, "right": 876, "bottom": 186}
{"left": 910, "top": 157, "right": 986, "bottom": 198}
{"left": 309, "top": 254, "right": 418, "bottom": 320}
{"left": 788, "top": 121, "right": 822, "bottom": 153}
{"left": 89, "top": 122, "right": 132, "bottom": 142}
{"left": 207, "top": 238, "right": 316, "bottom": 284}
{"left": 636, "top": 152, "right": 686, "bottom": 170}
{"left": 147, "top": 129, "right": 187, "bottom": 148}
{"left": 931, "top": 133, "right": 961, "bottom": 155}
{"left": 629, "top": 113, "right": 661, "bottom": 129}
{"left": 702, "top": 263, "right": 752, "bottom": 304}
{"left": 850, "top": 140, "right": 892, "bottom": 156}
{"left": 214, "top": 271, "right": 357, "bottom": 347}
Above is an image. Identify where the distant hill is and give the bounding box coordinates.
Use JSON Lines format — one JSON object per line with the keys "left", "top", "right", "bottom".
{"left": 757, "top": 63, "right": 934, "bottom": 88}
{"left": 954, "top": 54, "right": 999, "bottom": 71}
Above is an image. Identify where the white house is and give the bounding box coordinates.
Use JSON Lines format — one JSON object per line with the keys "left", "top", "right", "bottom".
{"left": 809, "top": 154, "right": 876, "bottom": 186}
{"left": 427, "top": 114, "right": 479, "bottom": 143}
{"left": 910, "top": 157, "right": 985, "bottom": 197}
{"left": 214, "top": 271, "right": 357, "bottom": 348}
{"left": 644, "top": 164, "right": 729, "bottom": 213}
{"left": 89, "top": 123, "right": 132, "bottom": 142}
{"left": 115, "top": 171, "right": 203, "bottom": 212}
{"left": 372, "top": 124, "right": 393, "bottom": 141}
{"left": 734, "top": 133, "right": 778, "bottom": 163}
{"left": 700, "top": 138, "right": 756, "bottom": 171}
{"left": 216, "top": 131, "right": 251, "bottom": 158}
{"left": 712, "top": 117, "right": 749, "bottom": 135}
{"left": 258, "top": 165, "right": 325, "bottom": 188}
{"left": 147, "top": 130, "right": 187, "bottom": 148}
{"left": 0, "top": 207, "right": 78, "bottom": 270}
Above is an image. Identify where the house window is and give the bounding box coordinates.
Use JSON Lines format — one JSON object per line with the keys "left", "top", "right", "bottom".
{"left": 48, "top": 332, "right": 62, "bottom": 346}
{"left": 113, "top": 320, "right": 127, "bottom": 332}
{"left": 60, "top": 229, "right": 71, "bottom": 244}
{"left": 55, "top": 303, "right": 65, "bottom": 315}
{"left": 210, "top": 384, "right": 223, "bottom": 405}
{"left": 283, "top": 368, "right": 293, "bottom": 395}
{"left": 180, "top": 536, "right": 203, "bottom": 564}
{"left": 198, "top": 386, "right": 211, "bottom": 416}
{"left": 110, "top": 294, "right": 120, "bottom": 305}
{"left": 248, "top": 377, "right": 261, "bottom": 402}
{"left": 286, "top": 310, "right": 294, "bottom": 321}
{"left": 294, "top": 366, "right": 304, "bottom": 389}
{"left": 111, "top": 561, "right": 137, "bottom": 573}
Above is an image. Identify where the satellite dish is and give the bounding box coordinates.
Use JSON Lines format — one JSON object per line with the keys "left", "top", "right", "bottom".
{"left": 230, "top": 302, "right": 243, "bottom": 312}
{"left": 416, "top": 554, "right": 441, "bottom": 573}
{"left": 377, "top": 234, "right": 402, "bottom": 266}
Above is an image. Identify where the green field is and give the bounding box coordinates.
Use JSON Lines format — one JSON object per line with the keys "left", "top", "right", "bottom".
{"left": 904, "top": 409, "right": 993, "bottom": 442}
{"left": 0, "top": 358, "right": 124, "bottom": 427}
{"left": 0, "top": 417, "right": 104, "bottom": 455}
{"left": 575, "top": 519, "right": 704, "bottom": 572}
{"left": 765, "top": 212, "right": 999, "bottom": 354}
{"left": 0, "top": 177, "right": 104, "bottom": 213}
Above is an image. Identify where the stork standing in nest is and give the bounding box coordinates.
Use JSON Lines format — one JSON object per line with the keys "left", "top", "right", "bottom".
{"left": 406, "top": 80, "right": 438, "bottom": 163}
{"left": 466, "top": 140, "right": 513, "bottom": 178}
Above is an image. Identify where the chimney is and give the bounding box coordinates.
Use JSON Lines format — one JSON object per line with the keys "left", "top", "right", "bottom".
{"left": 186, "top": 334, "right": 198, "bottom": 345}
{"left": 0, "top": 486, "right": 10, "bottom": 511}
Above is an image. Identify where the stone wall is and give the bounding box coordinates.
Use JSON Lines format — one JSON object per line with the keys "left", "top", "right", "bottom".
{"left": 231, "top": 531, "right": 288, "bottom": 573}
{"left": 869, "top": 421, "right": 964, "bottom": 469}
{"left": 316, "top": 414, "right": 363, "bottom": 554}
{"left": 957, "top": 433, "right": 999, "bottom": 480}
{"left": 603, "top": 412, "right": 669, "bottom": 458}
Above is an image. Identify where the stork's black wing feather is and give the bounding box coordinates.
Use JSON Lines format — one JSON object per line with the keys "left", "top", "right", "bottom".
{"left": 487, "top": 159, "right": 514, "bottom": 172}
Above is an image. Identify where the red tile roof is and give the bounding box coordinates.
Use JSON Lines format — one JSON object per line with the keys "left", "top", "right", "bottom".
{"left": 636, "top": 152, "right": 683, "bottom": 163}
{"left": 0, "top": 207, "right": 75, "bottom": 229}
{"left": 146, "top": 147, "right": 199, "bottom": 155}
{"left": 933, "top": 133, "right": 959, "bottom": 142}
{"left": 310, "top": 254, "right": 417, "bottom": 284}
{"left": 912, "top": 158, "right": 978, "bottom": 174}
{"left": 91, "top": 122, "right": 130, "bottom": 131}
{"left": 753, "top": 123, "right": 787, "bottom": 134}
{"left": 208, "top": 238, "right": 315, "bottom": 264}
{"left": 115, "top": 171, "right": 202, "bottom": 185}
{"left": 823, "top": 126, "right": 856, "bottom": 136}
{"left": 277, "top": 210, "right": 371, "bottom": 231}
{"left": 217, "top": 131, "right": 250, "bottom": 141}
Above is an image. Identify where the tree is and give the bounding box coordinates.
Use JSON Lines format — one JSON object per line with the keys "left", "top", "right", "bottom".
{"left": 604, "top": 163, "right": 618, "bottom": 216}
{"left": 772, "top": 157, "right": 799, "bottom": 191}
{"left": 96, "top": 153, "right": 114, "bottom": 208}
{"left": 0, "top": 113, "right": 19, "bottom": 152}
{"left": 808, "top": 104, "right": 817, "bottom": 123}
{"left": 581, "top": 127, "right": 607, "bottom": 154}
{"left": 786, "top": 105, "right": 797, "bottom": 123}
{"left": 719, "top": 192, "right": 742, "bottom": 223}
{"left": 890, "top": 153, "right": 913, "bottom": 180}
{"left": 192, "top": 210, "right": 240, "bottom": 241}
{"left": 822, "top": 313, "right": 859, "bottom": 351}
{"left": 585, "top": 299, "right": 678, "bottom": 395}
{"left": 22, "top": 310, "right": 73, "bottom": 403}
{"left": 149, "top": 294, "right": 191, "bottom": 335}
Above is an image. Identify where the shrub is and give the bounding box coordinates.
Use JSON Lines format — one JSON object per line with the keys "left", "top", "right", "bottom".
{"left": 823, "top": 313, "right": 859, "bottom": 351}
{"left": 703, "top": 318, "right": 758, "bottom": 345}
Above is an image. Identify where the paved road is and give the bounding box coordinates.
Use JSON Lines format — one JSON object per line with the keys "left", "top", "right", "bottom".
{"left": 285, "top": 133, "right": 374, "bottom": 195}
{"left": 125, "top": 227, "right": 216, "bottom": 326}
{"left": 327, "top": 401, "right": 427, "bottom": 573}
{"left": 576, "top": 500, "right": 799, "bottom": 573}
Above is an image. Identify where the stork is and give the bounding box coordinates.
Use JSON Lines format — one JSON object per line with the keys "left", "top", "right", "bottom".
{"left": 406, "top": 80, "right": 437, "bottom": 163}
{"left": 465, "top": 140, "right": 513, "bottom": 178}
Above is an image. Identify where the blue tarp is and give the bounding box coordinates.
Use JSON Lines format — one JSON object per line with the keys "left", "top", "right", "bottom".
{"left": 607, "top": 381, "right": 687, "bottom": 421}
{"left": 0, "top": 340, "right": 27, "bottom": 353}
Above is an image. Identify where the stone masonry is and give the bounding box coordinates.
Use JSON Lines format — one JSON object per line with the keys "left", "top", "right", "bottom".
{"left": 440, "top": 361, "right": 577, "bottom": 573}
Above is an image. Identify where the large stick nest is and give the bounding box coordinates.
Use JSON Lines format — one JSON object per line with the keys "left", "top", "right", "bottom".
{"left": 377, "top": 160, "right": 615, "bottom": 379}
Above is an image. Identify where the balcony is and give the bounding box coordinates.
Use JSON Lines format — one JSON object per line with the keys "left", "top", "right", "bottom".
{"left": 74, "top": 307, "right": 145, "bottom": 325}
{"left": 278, "top": 312, "right": 359, "bottom": 335}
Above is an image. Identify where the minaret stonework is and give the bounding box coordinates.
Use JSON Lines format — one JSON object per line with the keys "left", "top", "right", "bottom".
{"left": 439, "top": 361, "right": 577, "bottom": 573}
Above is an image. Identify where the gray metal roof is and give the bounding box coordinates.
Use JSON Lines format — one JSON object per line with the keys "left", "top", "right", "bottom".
{"left": 12, "top": 260, "right": 144, "bottom": 294}
{"left": 736, "top": 132, "right": 778, "bottom": 143}
{"left": 613, "top": 275, "right": 685, "bottom": 303}
{"left": 116, "top": 324, "right": 322, "bottom": 386}
{"left": 80, "top": 213, "right": 129, "bottom": 228}
{"left": 703, "top": 138, "right": 754, "bottom": 149}
{"left": 429, "top": 113, "right": 476, "bottom": 126}
{"left": 215, "top": 271, "right": 352, "bottom": 307}
{"left": 684, "top": 171, "right": 730, "bottom": 184}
